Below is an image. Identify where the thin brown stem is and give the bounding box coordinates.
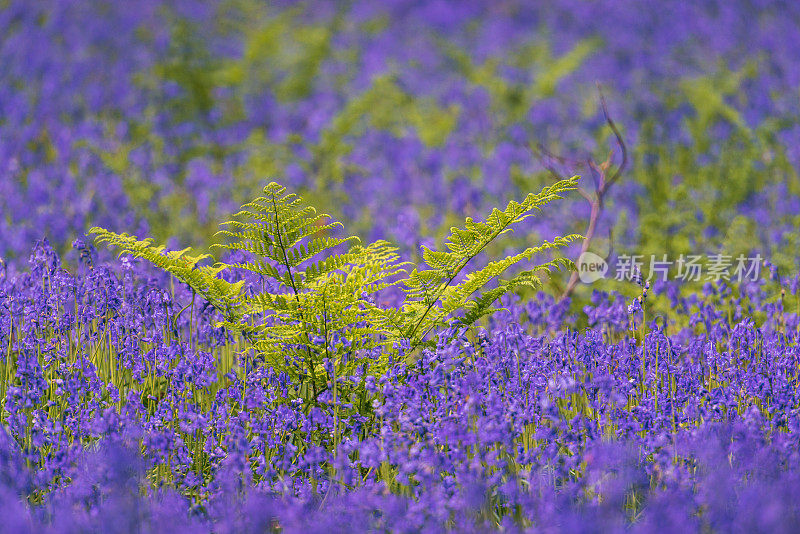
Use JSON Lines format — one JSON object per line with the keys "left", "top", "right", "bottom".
{"left": 534, "top": 84, "right": 627, "bottom": 300}
{"left": 596, "top": 82, "right": 627, "bottom": 190}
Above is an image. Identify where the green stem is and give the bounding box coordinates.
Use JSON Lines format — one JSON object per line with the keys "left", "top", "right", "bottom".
{"left": 2, "top": 313, "right": 12, "bottom": 423}
{"left": 271, "top": 194, "right": 319, "bottom": 401}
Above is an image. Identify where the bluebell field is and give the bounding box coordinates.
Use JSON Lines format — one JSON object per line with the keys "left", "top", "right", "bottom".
{"left": 3, "top": 1, "right": 800, "bottom": 532}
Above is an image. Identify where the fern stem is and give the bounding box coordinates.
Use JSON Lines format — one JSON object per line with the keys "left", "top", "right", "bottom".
{"left": 406, "top": 231, "right": 497, "bottom": 349}
{"left": 270, "top": 193, "right": 319, "bottom": 401}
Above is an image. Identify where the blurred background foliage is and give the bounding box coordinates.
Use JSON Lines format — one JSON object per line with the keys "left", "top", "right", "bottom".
{"left": 2, "top": 0, "right": 799, "bottom": 305}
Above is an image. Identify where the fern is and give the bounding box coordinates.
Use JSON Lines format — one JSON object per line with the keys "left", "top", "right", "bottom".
{"left": 91, "top": 177, "right": 579, "bottom": 402}
{"left": 396, "top": 177, "right": 581, "bottom": 350}
{"left": 210, "top": 184, "right": 406, "bottom": 396}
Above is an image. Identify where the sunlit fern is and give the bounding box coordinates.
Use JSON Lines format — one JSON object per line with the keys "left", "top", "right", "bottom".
{"left": 91, "top": 177, "right": 579, "bottom": 400}
{"left": 387, "top": 177, "right": 581, "bottom": 351}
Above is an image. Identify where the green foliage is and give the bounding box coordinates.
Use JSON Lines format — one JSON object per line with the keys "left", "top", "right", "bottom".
{"left": 92, "top": 178, "right": 578, "bottom": 401}
{"left": 442, "top": 37, "right": 600, "bottom": 122}
{"left": 634, "top": 64, "right": 799, "bottom": 266}
{"left": 213, "top": 4, "right": 337, "bottom": 102}
{"left": 676, "top": 61, "right": 757, "bottom": 152}
{"left": 393, "top": 178, "right": 581, "bottom": 350}
{"left": 306, "top": 74, "right": 460, "bottom": 194}
{"left": 154, "top": 17, "right": 218, "bottom": 120}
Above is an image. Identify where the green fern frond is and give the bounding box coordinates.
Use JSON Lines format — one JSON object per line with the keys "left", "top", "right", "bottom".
{"left": 89, "top": 228, "right": 244, "bottom": 315}
{"left": 213, "top": 182, "right": 360, "bottom": 291}
{"left": 399, "top": 176, "right": 579, "bottom": 348}
{"left": 458, "top": 257, "right": 576, "bottom": 327}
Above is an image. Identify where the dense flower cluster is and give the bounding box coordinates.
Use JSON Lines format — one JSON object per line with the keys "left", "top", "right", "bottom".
{"left": 1, "top": 241, "right": 799, "bottom": 531}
